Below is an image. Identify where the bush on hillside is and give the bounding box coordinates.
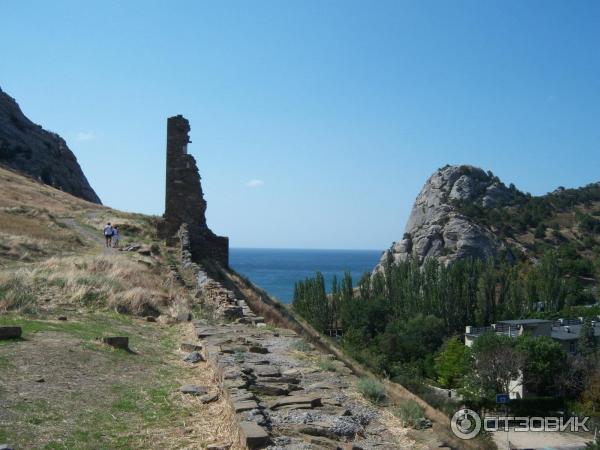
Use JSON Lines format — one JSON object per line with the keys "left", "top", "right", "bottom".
{"left": 357, "top": 377, "right": 386, "bottom": 404}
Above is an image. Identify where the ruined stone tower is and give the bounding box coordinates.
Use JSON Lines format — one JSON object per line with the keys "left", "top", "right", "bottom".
{"left": 160, "top": 115, "right": 229, "bottom": 265}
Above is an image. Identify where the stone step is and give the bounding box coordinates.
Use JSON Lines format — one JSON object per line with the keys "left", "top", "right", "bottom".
{"left": 239, "top": 421, "right": 270, "bottom": 449}
{"left": 257, "top": 376, "right": 300, "bottom": 385}
{"left": 249, "top": 383, "right": 289, "bottom": 396}
{"left": 269, "top": 395, "right": 322, "bottom": 410}
{"left": 195, "top": 328, "right": 217, "bottom": 339}
{"left": 234, "top": 400, "right": 259, "bottom": 413}
{"left": 252, "top": 366, "right": 281, "bottom": 377}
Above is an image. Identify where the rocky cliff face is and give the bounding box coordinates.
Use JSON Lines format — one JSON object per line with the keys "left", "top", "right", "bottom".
{"left": 377, "top": 165, "right": 515, "bottom": 269}
{"left": 0, "top": 87, "right": 101, "bottom": 204}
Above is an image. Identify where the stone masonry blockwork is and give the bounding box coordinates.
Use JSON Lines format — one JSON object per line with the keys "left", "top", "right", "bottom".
{"left": 159, "top": 115, "right": 228, "bottom": 265}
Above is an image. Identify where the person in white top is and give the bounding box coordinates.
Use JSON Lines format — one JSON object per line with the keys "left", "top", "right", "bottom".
{"left": 103, "top": 223, "right": 114, "bottom": 248}
{"left": 112, "top": 226, "right": 120, "bottom": 248}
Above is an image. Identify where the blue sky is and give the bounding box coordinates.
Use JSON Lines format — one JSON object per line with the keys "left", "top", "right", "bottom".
{"left": 1, "top": 1, "right": 599, "bottom": 249}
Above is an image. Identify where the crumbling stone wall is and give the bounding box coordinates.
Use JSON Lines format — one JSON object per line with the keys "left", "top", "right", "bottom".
{"left": 159, "top": 115, "right": 228, "bottom": 265}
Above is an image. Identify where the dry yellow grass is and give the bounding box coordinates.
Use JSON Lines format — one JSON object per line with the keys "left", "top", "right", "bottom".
{"left": 0, "top": 167, "right": 243, "bottom": 448}
{"left": 0, "top": 166, "right": 102, "bottom": 213}
{"left": 0, "top": 254, "right": 190, "bottom": 317}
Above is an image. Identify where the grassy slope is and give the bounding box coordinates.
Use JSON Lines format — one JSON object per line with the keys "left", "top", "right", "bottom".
{"left": 0, "top": 166, "right": 240, "bottom": 449}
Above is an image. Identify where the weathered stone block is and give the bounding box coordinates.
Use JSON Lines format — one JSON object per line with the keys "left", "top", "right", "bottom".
{"left": 183, "top": 351, "right": 205, "bottom": 363}
{"left": 200, "top": 393, "right": 219, "bottom": 404}
{"left": 0, "top": 327, "right": 22, "bottom": 339}
{"left": 249, "top": 383, "right": 289, "bottom": 396}
{"left": 234, "top": 400, "right": 259, "bottom": 413}
{"left": 253, "top": 366, "right": 280, "bottom": 377}
{"left": 239, "top": 421, "right": 270, "bottom": 449}
{"left": 249, "top": 345, "right": 269, "bottom": 354}
{"left": 269, "top": 395, "right": 322, "bottom": 410}
{"left": 102, "top": 336, "right": 128, "bottom": 349}
{"left": 180, "top": 385, "right": 208, "bottom": 396}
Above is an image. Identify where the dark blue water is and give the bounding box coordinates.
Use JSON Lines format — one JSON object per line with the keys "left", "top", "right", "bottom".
{"left": 230, "top": 248, "right": 382, "bottom": 303}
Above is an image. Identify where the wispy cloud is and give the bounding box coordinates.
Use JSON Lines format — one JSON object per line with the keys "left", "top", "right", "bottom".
{"left": 75, "top": 131, "right": 96, "bottom": 142}
{"left": 246, "top": 179, "right": 265, "bottom": 188}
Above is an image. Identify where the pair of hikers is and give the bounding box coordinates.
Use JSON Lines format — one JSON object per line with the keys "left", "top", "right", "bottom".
{"left": 103, "top": 222, "right": 120, "bottom": 248}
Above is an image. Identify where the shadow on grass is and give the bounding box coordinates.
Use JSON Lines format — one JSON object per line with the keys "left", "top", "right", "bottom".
{"left": 0, "top": 336, "right": 26, "bottom": 345}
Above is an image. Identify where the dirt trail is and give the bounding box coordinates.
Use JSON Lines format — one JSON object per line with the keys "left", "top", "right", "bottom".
{"left": 57, "top": 216, "right": 114, "bottom": 255}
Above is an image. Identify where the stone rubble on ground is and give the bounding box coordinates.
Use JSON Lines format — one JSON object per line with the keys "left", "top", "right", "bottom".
{"left": 187, "top": 276, "right": 416, "bottom": 450}
{"left": 183, "top": 351, "right": 205, "bottom": 363}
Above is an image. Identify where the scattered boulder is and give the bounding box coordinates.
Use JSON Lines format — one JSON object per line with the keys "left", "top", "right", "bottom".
{"left": 180, "top": 385, "right": 208, "bottom": 396}
{"left": 102, "top": 336, "right": 129, "bottom": 350}
{"left": 183, "top": 351, "right": 205, "bottom": 363}
{"left": 200, "top": 393, "right": 219, "bottom": 404}
{"left": 0, "top": 327, "right": 22, "bottom": 339}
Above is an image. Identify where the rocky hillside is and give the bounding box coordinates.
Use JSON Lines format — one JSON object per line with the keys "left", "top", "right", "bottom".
{"left": 378, "top": 164, "right": 600, "bottom": 271}
{"left": 0, "top": 86, "right": 101, "bottom": 204}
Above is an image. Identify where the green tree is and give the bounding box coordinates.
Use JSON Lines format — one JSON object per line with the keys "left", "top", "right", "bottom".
{"left": 435, "top": 337, "right": 468, "bottom": 388}
{"left": 465, "top": 332, "right": 524, "bottom": 400}
{"left": 516, "top": 335, "right": 567, "bottom": 395}
{"left": 578, "top": 319, "right": 597, "bottom": 357}
{"left": 475, "top": 259, "right": 496, "bottom": 325}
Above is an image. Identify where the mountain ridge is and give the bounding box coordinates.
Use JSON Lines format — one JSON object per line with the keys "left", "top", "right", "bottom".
{"left": 0, "top": 86, "right": 101, "bottom": 204}
{"left": 377, "top": 164, "right": 600, "bottom": 275}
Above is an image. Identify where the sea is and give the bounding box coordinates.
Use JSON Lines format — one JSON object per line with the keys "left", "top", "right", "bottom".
{"left": 229, "top": 248, "right": 383, "bottom": 303}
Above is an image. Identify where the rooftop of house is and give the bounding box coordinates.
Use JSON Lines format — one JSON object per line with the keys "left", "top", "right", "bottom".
{"left": 497, "top": 319, "right": 552, "bottom": 326}
{"left": 551, "top": 324, "right": 600, "bottom": 340}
